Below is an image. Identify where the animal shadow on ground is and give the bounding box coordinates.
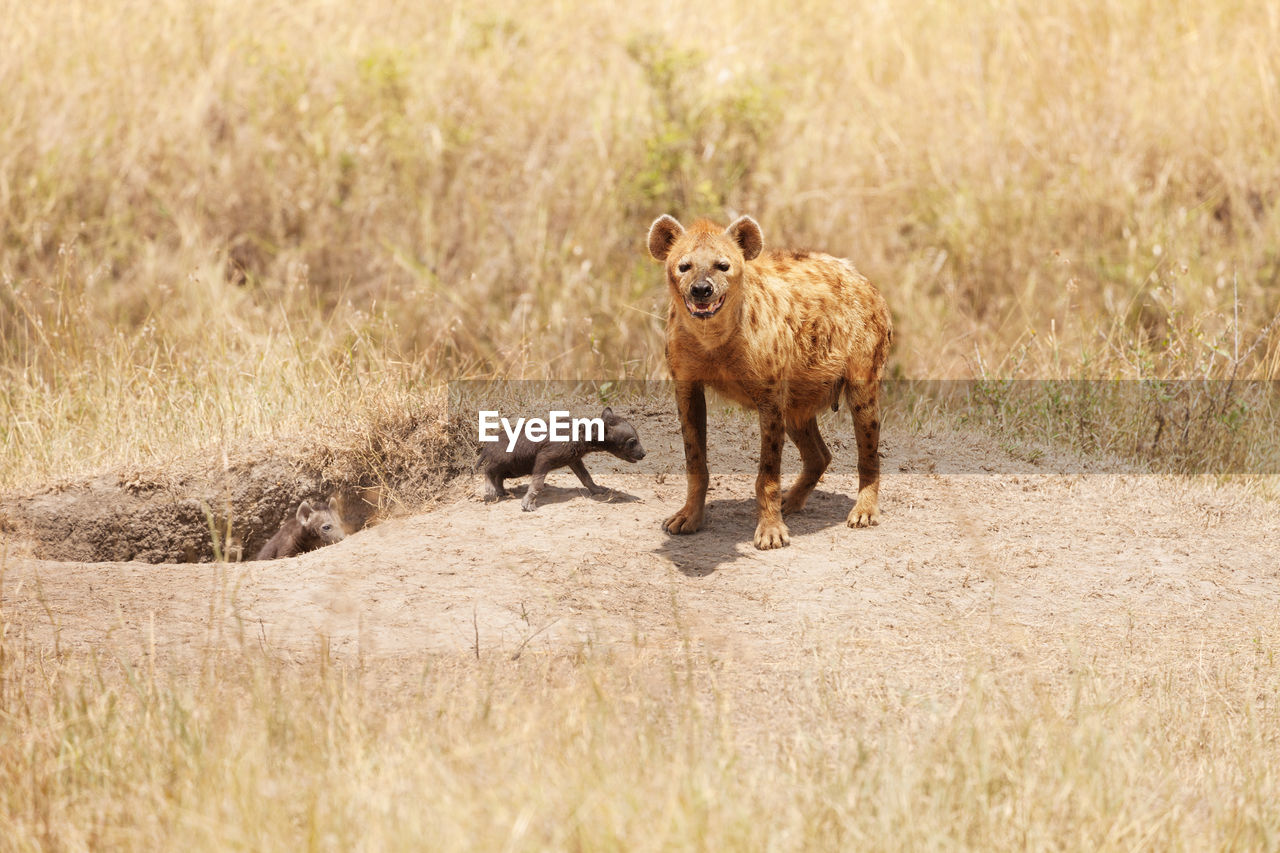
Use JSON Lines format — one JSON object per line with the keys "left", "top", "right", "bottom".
{"left": 501, "top": 483, "right": 641, "bottom": 507}
{"left": 655, "top": 487, "right": 852, "bottom": 577}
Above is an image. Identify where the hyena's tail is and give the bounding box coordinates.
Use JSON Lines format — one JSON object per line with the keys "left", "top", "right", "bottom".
{"left": 830, "top": 377, "right": 846, "bottom": 412}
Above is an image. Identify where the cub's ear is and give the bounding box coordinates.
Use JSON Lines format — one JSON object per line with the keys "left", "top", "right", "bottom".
{"left": 601, "top": 406, "right": 615, "bottom": 420}
{"left": 725, "top": 215, "right": 763, "bottom": 261}
{"left": 648, "top": 214, "right": 684, "bottom": 261}
{"left": 296, "top": 501, "right": 313, "bottom": 523}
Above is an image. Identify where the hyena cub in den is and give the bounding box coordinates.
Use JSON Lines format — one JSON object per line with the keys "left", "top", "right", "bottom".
{"left": 479, "top": 408, "right": 646, "bottom": 511}
{"left": 254, "top": 499, "right": 347, "bottom": 560}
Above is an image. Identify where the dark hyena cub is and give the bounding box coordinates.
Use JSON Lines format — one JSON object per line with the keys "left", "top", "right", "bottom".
{"left": 254, "top": 499, "right": 347, "bottom": 560}
{"left": 479, "top": 407, "right": 646, "bottom": 511}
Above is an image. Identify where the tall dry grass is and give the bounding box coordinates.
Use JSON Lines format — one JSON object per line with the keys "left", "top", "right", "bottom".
{"left": 1, "top": 620, "right": 1278, "bottom": 850}
{"left": 2, "top": 0, "right": 1279, "bottom": 487}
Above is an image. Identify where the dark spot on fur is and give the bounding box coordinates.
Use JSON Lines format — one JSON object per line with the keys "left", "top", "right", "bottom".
{"left": 872, "top": 337, "right": 888, "bottom": 372}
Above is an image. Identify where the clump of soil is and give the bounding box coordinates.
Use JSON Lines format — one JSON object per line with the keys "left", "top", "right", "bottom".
{"left": 0, "top": 397, "right": 471, "bottom": 563}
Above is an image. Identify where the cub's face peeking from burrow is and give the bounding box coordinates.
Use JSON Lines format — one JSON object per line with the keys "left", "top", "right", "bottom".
{"left": 298, "top": 499, "right": 346, "bottom": 545}
{"left": 648, "top": 215, "right": 763, "bottom": 321}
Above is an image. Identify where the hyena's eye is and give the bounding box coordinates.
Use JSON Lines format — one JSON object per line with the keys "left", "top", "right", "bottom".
{"left": 714, "top": 260, "right": 730, "bottom": 272}
{"left": 677, "top": 261, "right": 692, "bottom": 273}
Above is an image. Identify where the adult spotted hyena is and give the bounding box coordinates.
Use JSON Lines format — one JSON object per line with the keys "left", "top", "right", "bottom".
{"left": 648, "top": 214, "right": 892, "bottom": 550}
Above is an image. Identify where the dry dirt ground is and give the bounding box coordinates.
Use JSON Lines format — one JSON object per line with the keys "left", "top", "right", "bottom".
{"left": 3, "top": 407, "right": 1279, "bottom": 700}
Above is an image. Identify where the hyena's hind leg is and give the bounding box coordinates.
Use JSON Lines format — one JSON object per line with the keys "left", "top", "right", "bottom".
{"left": 845, "top": 379, "right": 882, "bottom": 527}
{"left": 781, "top": 416, "right": 832, "bottom": 515}
{"left": 483, "top": 470, "right": 508, "bottom": 501}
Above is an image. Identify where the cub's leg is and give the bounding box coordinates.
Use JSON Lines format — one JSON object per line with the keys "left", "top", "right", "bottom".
{"left": 781, "top": 416, "right": 832, "bottom": 515}
{"left": 845, "top": 379, "right": 882, "bottom": 527}
{"left": 663, "top": 381, "right": 708, "bottom": 534}
{"left": 483, "top": 469, "right": 508, "bottom": 501}
{"left": 752, "top": 395, "right": 790, "bottom": 549}
{"left": 569, "top": 459, "right": 608, "bottom": 495}
{"left": 521, "top": 454, "right": 557, "bottom": 512}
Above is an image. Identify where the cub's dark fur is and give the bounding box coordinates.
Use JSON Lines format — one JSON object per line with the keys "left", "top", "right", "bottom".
{"left": 479, "top": 407, "right": 646, "bottom": 511}
{"left": 254, "top": 499, "right": 346, "bottom": 560}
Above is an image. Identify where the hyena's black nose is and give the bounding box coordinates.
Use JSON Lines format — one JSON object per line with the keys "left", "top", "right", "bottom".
{"left": 690, "top": 281, "right": 713, "bottom": 300}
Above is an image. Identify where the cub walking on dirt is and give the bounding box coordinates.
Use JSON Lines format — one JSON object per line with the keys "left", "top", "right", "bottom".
{"left": 479, "top": 407, "right": 646, "bottom": 512}
{"left": 254, "top": 499, "right": 346, "bottom": 560}
{"left": 647, "top": 214, "right": 892, "bottom": 550}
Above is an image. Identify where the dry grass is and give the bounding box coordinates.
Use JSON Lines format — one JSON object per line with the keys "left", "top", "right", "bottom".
{"left": 1, "top": 620, "right": 1278, "bottom": 851}
{"left": 3, "top": 0, "right": 1280, "bottom": 488}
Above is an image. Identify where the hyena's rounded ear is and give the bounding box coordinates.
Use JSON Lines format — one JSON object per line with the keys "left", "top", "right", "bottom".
{"left": 601, "top": 406, "right": 615, "bottom": 420}
{"left": 725, "top": 215, "right": 763, "bottom": 261}
{"left": 648, "top": 215, "right": 684, "bottom": 261}
{"left": 296, "top": 501, "right": 313, "bottom": 523}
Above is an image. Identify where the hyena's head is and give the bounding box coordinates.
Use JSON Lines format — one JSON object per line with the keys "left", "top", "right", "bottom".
{"left": 297, "top": 499, "right": 346, "bottom": 545}
{"left": 647, "top": 214, "right": 762, "bottom": 323}
{"left": 600, "top": 407, "right": 646, "bottom": 462}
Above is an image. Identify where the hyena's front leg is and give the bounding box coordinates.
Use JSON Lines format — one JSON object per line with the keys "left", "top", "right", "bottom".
{"left": 568, "top": 459, "right": 608, "bottom": 495}
{"left": 846, "top": 379, "right": 882, "bottom": 527}
{"left": 753, "top": 396, "right": 790, "bottom": 549}
{"left": 521, "top": 454, "right": 555, "bottom": 512}
{"left": 663, "top": 380, "right": 708, "bottom": 534}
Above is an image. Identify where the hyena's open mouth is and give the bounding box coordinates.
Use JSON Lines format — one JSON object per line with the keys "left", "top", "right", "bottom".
{"left": 684, "top": 294, "right": 726, "bottom": 319}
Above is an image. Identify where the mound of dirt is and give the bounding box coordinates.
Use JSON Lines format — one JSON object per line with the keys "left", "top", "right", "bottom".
{"left": 4, "top": 418, "right": 1278, "bottom": 685}
{"left": 1, "top": 456, "right": 334, "bottom": 563}
{"left": 0, "top": 399, "right": 467, "bottom": 563}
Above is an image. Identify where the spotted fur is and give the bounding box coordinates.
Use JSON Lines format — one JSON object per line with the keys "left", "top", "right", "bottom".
{"left": 648, "top": 214, "right": 892, "bottom": 549}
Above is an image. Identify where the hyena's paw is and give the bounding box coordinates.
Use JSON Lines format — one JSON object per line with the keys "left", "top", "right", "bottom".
{"left": 587, "top": 484, "right": 610, "bottom": 496}
{"left": 662, "top": 505, "right": 704, "bottom": 535}
{"left": 780, "top": 485, "right": 814, "bottom": 516}
{"left": 846, "top": 497, "right": 880, "bottom": 528}
{"left": 753, "top": 519, "right": 791, "bottom": 550}
{"left": 521, "top": 493, "right": 539, "bottom": 512}
{"left": 482, "top": 481, "right": 507, "bottom": 502}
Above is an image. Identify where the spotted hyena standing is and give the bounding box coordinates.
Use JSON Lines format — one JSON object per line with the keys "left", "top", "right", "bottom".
{"left": 648, "top": 214, "right": 892, "bottom": 550}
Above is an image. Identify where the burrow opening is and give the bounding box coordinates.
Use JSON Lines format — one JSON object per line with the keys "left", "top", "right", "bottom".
{"left": 0, "top": 405, "right": 472, "bottom": 563}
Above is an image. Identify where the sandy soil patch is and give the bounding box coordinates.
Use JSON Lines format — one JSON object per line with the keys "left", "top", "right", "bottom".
{"left": 5, "top": 414, "right": 1277, "bottom": 707}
